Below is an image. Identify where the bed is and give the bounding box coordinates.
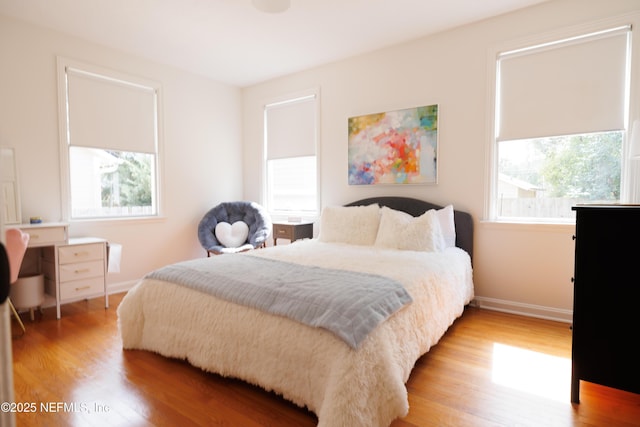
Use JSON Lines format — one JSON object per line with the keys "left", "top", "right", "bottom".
{"left": 117, "top": 196, "right": 474, "bottom": 426}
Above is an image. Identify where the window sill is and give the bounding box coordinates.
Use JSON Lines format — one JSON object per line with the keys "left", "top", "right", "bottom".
{"left": 269, "top": 213, "right": 319, "bottom": 223}
{"left": 69, "top": 215, "right": 167, "bottom": 226}
{"left": 479, "top": 219, "right": 575, "bottom": 234}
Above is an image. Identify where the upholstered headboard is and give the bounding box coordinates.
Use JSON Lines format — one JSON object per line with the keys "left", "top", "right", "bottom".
{"left": 345, "top": 196, "right": 473, "bottom": 259}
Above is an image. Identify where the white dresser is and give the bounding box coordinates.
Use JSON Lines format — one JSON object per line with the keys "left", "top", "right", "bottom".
{"left": 42, "top": 237, "right": 108, "bottom": 319}
{"left": 12, "top": 223, "right": 108, "bottom": 319}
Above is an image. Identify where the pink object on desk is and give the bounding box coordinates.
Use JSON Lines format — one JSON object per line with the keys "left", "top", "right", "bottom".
{"left": 5, "top": 229, "right": 29, "bottom": 284}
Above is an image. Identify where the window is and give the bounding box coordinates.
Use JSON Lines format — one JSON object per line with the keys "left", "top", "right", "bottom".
{"left": 497, "top": 132, "right": 623, "bottom": 219}
{"left": 58, "top": 58, "right": 161, "bottom": 220}
{"left": 490, "top": 25, "right": 632, "bottom": 221}
{"left": 264, "top": 92, "right": 319, "bottom": 218}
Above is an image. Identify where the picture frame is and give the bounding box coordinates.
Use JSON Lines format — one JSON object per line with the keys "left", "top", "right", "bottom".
{"left": 348, "top": 104, "right": 438, "bottom": 185}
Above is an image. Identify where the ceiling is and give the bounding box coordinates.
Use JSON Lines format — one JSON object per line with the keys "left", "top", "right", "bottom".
{"left": 0, "top": 0, "right": 548, "bottom": 87}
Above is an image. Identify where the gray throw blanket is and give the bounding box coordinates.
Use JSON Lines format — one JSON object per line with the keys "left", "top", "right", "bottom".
{"left": 145, "top": 255, "right": 412, "bottom": 348}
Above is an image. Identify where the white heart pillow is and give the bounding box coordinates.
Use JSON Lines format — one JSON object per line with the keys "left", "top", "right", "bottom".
{"left": 215, "top": 221, "right": 249, "bottom": 248}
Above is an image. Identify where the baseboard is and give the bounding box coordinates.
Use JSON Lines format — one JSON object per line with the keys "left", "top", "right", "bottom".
{"left": 107, "top": 280, "right": 139, "bottom": 295}
{"left": 471, "top": 296, "right": 572, "bottom": 323}
{"left": 14, "top": 280, "right": 138, "bottom": 314}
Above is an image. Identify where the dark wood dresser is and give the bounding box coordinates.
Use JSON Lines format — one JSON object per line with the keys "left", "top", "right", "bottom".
{"left": 571, "top": 205, "right": 640, "bottom": 403}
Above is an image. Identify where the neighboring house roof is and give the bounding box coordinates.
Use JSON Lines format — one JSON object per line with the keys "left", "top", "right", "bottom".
{"left": 498, "top": 173, "right": 544, "bottom": 192}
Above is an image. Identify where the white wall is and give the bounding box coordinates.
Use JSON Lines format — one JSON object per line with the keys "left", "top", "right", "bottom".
{"left": 243, "top": 0, "right": 640, "bottom": 322}
{"left": 0, "top": 15, "right": 244, "bottom": 288}
{"left": 2, "top": 0, "right": 638, "bottom": 321}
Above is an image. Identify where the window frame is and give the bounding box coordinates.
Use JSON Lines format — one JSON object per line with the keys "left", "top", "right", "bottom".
{"left": 56, "top": 57, "right": 164, "bottom": 222}
{"left": 262, "top": 89, "right": 320, "bottom": 221}
{"left": 485, "top": 14, "right": 640, "bottom": 224}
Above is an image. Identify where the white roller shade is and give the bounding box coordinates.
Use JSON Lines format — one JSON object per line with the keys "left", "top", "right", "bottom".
{"left": 266, "top": 95, "right": 316, "bottom": 160}
{"left": 497, "top": 27, "right": 630, "bottom": 141}
{"left": 66, "top": 68, "right": 157, "bottom": 154}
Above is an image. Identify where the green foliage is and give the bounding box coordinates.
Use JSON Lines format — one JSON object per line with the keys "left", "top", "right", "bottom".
{"left": 101, "top": 151, "right": 153, "bottom": 207}
{"left": 539, "top": 132, "right": 621, "bottom": 199}
{"left": 499, "top": 131, "right": 622, "bottom": 201}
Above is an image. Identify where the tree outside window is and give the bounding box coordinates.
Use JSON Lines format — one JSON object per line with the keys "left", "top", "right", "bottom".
{"left": 498, "top": 131, "right": 622, "bottom": 219}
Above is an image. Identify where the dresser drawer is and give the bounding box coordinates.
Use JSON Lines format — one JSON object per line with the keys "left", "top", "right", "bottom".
{"left": 22, "top": 226, "right": 67, "bottom": 247}
{"left": 60, "top": 277, "right": 105, "bottom": 301}
{"left": 59, "top": 260, "right": 104, "bottom": 282}
{"left": 59, "top": 243, "right": 104, "bottom": 264}
{"left": 273, "top": 223, "right": 294, "bottom": 240}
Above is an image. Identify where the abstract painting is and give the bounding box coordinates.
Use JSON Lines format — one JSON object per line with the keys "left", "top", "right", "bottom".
{"left": 348, "top": 104, "right": 438, "bottom": 185}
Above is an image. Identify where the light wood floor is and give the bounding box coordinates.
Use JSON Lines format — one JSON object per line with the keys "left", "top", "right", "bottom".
{"left": 8, "top": 293, "right": 640, "bottom": 427}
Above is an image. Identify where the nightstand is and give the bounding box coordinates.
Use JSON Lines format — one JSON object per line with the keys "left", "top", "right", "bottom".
{"left": 272, "top": 222, "right": 313, "bottom": 245}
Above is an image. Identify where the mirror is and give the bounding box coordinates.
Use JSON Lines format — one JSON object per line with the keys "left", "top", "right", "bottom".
{"left": 0, "top": 147, "right": 21, "bottom": 224}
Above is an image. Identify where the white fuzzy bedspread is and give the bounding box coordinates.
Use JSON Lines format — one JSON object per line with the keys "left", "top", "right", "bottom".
{"left": 118, "top": 240, "right": 474, "bottom": 427}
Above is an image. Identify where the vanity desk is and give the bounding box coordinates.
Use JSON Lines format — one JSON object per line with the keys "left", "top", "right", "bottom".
{"left": 9, "top": 222, "right": 108, "bottom": 319}
{"left": 17, "top": 222, "right": 69, "bottom": 248}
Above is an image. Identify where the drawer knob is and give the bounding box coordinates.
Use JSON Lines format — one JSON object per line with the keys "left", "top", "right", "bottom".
{"left": 74, "top": 251, "right": 89, "bottom": 257}
{"left": 74, "top": 268, "right": 91, "bottom": 274}
{"left": 75, "top": 285, "right": 91, "bottom": 291}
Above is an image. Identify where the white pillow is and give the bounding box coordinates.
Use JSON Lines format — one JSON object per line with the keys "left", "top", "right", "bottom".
{"left": 318, "top": 204, "right": 380, "bottom": 245}
{"left": 435, "top": 204, "right": 456, "bottom": 248}
{"left": 215, "top": 221, "right": 249, "bottom": 248}
{"left": 374, "top": 207, "right": 445, "bottom": 252}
